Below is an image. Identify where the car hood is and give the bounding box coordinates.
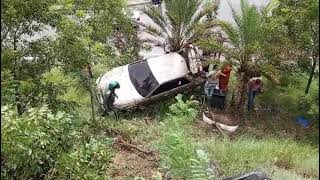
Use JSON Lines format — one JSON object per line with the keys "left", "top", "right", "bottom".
{"left": 97, "top": 65, "right": 143, "bottom": 107}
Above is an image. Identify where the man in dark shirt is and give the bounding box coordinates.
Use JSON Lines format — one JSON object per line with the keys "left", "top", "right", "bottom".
{"left": 102, "top": 81, "right": 120, "bottom": 119}
{"left": 247, "top": 77, "right": 263, "bottom": 111}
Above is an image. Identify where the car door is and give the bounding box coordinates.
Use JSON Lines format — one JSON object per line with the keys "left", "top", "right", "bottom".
{"left": 135, "top": 77, "right": 192, "bottom": 106}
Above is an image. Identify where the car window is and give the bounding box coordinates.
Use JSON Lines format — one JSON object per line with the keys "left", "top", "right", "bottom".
{"left": 151, "top": 77, "right": 190, "bottom": 96}
{"left": 128, "top": 61, "right": 159, "bottom": 97}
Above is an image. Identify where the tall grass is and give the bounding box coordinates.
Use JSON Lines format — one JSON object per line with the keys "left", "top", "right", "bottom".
{"left": 203, "top": 137, "right": 319, "bottom": 177}
{"left": 154, "top": 95, "right": 216, "bottom": 178}
{"left": 149, "top": 94, "right": 319, "bottom": 179}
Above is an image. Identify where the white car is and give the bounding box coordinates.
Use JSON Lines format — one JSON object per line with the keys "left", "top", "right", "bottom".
{"left": 96, "top": 53, "right": 205, "bottom": 110}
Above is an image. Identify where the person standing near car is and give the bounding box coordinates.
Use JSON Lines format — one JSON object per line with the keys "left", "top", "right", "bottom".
{"left": 102, "top": 81, "right": 120, "bottom": 119}
{"left": 247, "top": 77, "right": 263, "bottom": 111}
{"left": 205, "top": 64, "right": 219, "bottom": 96}
{"left": 218, "top": 63, "right": 232, "bottom": 93}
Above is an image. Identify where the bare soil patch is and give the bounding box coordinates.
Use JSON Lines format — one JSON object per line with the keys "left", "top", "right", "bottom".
{"left": 206, "top": 108, "right": 240, "bottom": 126}
{"left": 109, "top": 136, "right": 160, "bottom": 179}
{"left": 109, "top": 150, "right": 157, "bottom": 179}
{"left": 192, "top": 118, "right": 217, "bottom": 139}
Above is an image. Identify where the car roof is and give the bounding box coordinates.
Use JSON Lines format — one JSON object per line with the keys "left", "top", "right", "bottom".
{"left": 99, "top": 53, "right": 189, "bottom": 86}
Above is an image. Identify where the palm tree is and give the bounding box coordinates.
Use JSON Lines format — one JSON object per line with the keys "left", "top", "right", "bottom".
{"left": 218, "top": 0, "right": 278, "bottom": 113}
{"left": 140, "top": 0, "right": 220, "bottom": 52}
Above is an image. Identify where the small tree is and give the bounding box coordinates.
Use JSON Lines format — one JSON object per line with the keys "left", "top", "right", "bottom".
{"left": 218, "top": 0, "right": 280, "bottom": 113}
{"left": 52, "top": 0, "right": 140, "bottom": 121}
{"left": 1, "top": 0, "right": 59, "bottom": 114}
{"left": 272, "top": 0, "right": 319, "bottom": 94}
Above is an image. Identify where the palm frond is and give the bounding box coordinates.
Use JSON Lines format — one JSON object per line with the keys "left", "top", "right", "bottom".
{"left": 142, "top": 5, "right": 171, "bottom": 37}
{"left": 217, "top": 20, "right": 240, "bottom": 47}
{"left": 140, "top": 37, "right": 163, "bottom": 46}
{"left": 184, "top": 2, "right": 218, "bottom": 38}
{"left": 227, "top": 0, "right": 266, "bottom": 54}
{"left": 229, "top": 1, "right": 242, "bottom": 29}
{"left": 142, "top": 24, "right": 166, "bottom": 39}
{"left": 259, "top": 1, "right": 278, "bottom": 21}
{"left": 181, "top": 0, "right": 202, "bottom": 28}
{"left": 141, "top": 0, "right": 219, "bottom": 52}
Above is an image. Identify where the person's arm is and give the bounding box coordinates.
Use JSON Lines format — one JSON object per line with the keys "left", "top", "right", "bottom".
{"left": 208, "top": 64, "right": 214, "bottom": 72}
{"left": 113, "top": 91, "right": 118, "bottom": 98}
{"left": 219, "top": 71, "right": 226, "bottom": 77}
{"left": 206, "top": 71, "right": 215, "bottom": 78}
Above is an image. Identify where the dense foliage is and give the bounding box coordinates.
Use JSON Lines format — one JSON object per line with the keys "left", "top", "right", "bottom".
{"left": 1, "top": 0, "right": 140, "bottom": 115}
{"left": 1, "top": 0, "right": 318, "bottom": 179}
{"left": 1, "top": 0, "right": 139, "bottom": 178}
{"left": 1, "top": 105, "right": 78, "bottom": 178}
{"left": 1, "top": 105, "right": 115, "bottom": 179}
{"left": 273, "top": 0, "right": 319, "bottom": 94}
{"left": 198, "top": 0, "right": 320, "bottom": 115}
{"left": 157, "top": 95, "right": 216, "bottom": 178}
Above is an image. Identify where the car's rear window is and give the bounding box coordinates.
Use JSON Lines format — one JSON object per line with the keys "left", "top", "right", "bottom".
{"left": 128, "top": 61, "right": 159, "bottom": 97}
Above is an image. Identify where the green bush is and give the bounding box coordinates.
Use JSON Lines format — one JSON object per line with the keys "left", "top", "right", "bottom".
{"left": 1, "top": 105, "right": 80, "bottom": 179}
{"left": 51, "top": 138, "right": 114, "bottom": 180}
{"left": 41, "top": 67, "right": 91, "bottom": 112}
{"left": 156, "top": 95, "right": 216, "bottom": 178}
{"left": 158, "top": 123, "right": 216, "bottom": 179}
{"left": 258, "top": 73, "right": 319, "bottom": 120}
{"left": 158, "top": 126, "right": 195, "bottom": 177}
{"left": 167, "top": 94, "right": 198, "bottom": 120}
{"left": 190, "top": 149, "right": 216, "bottom": 180}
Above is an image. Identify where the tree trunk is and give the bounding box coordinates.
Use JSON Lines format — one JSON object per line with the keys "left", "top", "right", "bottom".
{"left": 12, "top": 37, "right": 23, "bottom": 115}
{"left": 231, "top": 71, "right": 250, "bottom": 115}
{"left": 305, "top": 56, "right": 318, "bottom": 94}
{"left": 87, "top": 65, "right": 95, "bottom": 122}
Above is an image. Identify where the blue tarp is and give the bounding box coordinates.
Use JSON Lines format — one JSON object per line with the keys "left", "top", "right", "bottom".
{"left": 295, "top": 116, "right": 310, "bottom": 127}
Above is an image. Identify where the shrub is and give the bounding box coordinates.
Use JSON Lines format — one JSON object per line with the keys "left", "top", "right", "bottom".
{"left": 158, "top": 124, "right": 216, "bottom": 178}
{"left": 190, "top": 149, "right": 216, "bottom": 179}
{"left": 158, "top": 125, "right": 195, "bottom": 177}
{"left": 1, "top": 105, "right": 80, "bottom": 179}
{"left": 258, "top": 74, "right": 319, "bottom": 120}
{"left": 51, "top": 138, "right": 114, "bottom": 180}
{"left": 156, "top": 95, "right": 216, "bottom": 178}
{"left": 167, "top": 94, "right": 198, "bottom": 121}
{"left": 41, "top": 67, "right": 90, "bottom": 112}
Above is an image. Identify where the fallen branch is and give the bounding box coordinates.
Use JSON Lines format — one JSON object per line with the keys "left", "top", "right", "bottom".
{"left": 114, "top": 136, "right": 159, "bottom": 161}
{"left": 117, "top": 138, "right": 154, "bottom": 155}
{"left": 215, "top": 123, "right": 227, "bottom": 138}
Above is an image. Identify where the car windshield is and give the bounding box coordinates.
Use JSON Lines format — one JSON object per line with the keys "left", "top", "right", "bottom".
{"left": 128, "top": 61, "right": 159, "bottom": 97}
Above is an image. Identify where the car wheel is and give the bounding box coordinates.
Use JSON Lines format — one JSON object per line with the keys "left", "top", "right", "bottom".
{"left": 163, "top": 43, "right": 171, "bottom": 53}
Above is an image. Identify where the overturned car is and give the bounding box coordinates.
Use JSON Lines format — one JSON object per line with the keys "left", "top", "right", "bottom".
{"left": 96, "top": 52, "right": 206, "bottom": 110}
